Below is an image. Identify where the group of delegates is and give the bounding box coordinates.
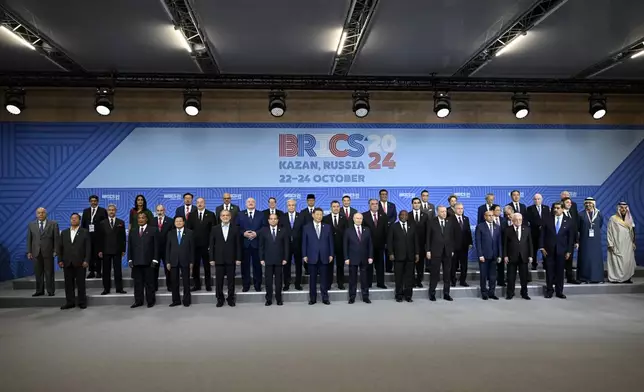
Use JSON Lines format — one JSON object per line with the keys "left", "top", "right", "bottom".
{"left": 25, "top": 189, "right": 637, "bottom": 310}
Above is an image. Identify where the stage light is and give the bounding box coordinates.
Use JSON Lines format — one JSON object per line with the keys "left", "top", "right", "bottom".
{"left": 174, "top": 27, "right": 192, "bottom": 53}
{"left": 433, "top": 92, "right": 451, "bottom": 118}
{"left": 512, "top": 93, "right": 530, "bottom": 119}
{"left": 183, "top": 89, "right": 201, "bottom": 116}
{"left": 589, "top": 94, "right": 607, "bottom": 120}
{"left": 268, "top": 91, "right": 286, "bottom": 117}
{"left": 95, "top": 88, "right": 114, "bottom": 116}
{"left": 0, "top": 25, "right": 36, "bottom": 50}
{"left": 496, "top": 32, "right": 526, "bottom": 57}
{"left": 5, "top": 88, "right": 25, "bottom": 115}
{"left": 352, "top": 91, "right": 370, "bottom": 118}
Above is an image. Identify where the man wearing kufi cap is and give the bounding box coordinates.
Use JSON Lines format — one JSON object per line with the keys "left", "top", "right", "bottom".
{"left": 607, "top": 202, "right": 636, "bottom": 283}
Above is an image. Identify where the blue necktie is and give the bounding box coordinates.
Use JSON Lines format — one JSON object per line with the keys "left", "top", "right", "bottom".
{"left": 39, "top": 221, "right": 44, "bottom": 234}
{"left": 555, "top": 217, "right": 561, "bottom": 234}
{"left": 290, "top": 214, "right": 294, "bottom": 229}
{"left": 177, "top": 230, "right": 182, "bottom": 245}
{"left": 272, "top": 228, "right": 276, "bottom": 240}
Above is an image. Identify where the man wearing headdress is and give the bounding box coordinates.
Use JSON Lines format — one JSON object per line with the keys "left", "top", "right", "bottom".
{"left": 576, "top": 197, "right": 604, "bottom": 283}
{"left": 607, "top": 202, "right": 636, "bottom": 283}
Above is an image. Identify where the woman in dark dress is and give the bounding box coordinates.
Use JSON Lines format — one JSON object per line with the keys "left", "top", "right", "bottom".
{"left": 129, "top": 194, "right": 154, "bottom": 231}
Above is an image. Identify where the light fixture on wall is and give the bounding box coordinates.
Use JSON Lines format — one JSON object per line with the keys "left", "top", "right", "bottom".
{"left": 433, "top": 92, "right": 451, "bottom": 118}
{"left": 589, "top": 93, "right": 607, "bottom": 120}
{"left": 352, "top": 91, "right": 370, "bottom": 118}
{"left": 95, "top": 88, "right": 114, "bottom": 116}
{"left": 5, "top": 88, "right": 25, "bottom": 115}
{"left": 512, "top": 93, "right": 530, "bottom": 119}
{"left": 183, "top": 89, "right": 201, "bottom": 116}
{"left": 268, "top": 90, "right": 286, "bottom": 117}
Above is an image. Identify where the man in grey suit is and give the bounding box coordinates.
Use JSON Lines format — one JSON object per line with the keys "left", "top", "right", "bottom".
{"left": 26, "top": 207, "right": 60, "bottom": 297}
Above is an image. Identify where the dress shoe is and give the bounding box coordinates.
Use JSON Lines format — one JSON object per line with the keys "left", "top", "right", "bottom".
{"left": 556, "top": 293, "right": 567, "bottom": 299}
{"left": 416, "top": 283, "right": 424, "bottom": 288}
{"left": 338, "top": 284, "right": 345, "bottom": 290}
{"left": 450, "top": 282, "right": 456, "bottom": 287}
{"left": 242, "top": 287, "right": 250, "bottom": 292}
{"left": 101, "top": 290, "right": 110, "bottom": 295}
{"left": 498, "top": 283, "right": 506, "bottom": 287}
{"left": 227, "top": 300, "right": 236, "bottom": 307}
{"left": 295, "top": 285, "right": 303, "bottom": 291}
{"left": 117, "top": 290, "right": 127, "bottom": 294}
{"left": 87, "top": 272, "right": 96, "bottom": 279}
{"left": 405, "top": 297, "right": 413, "bottom": 303}
{"left": 482, "top": 295, "right": 489, "bottom": 300}
{"left": 348, "top": 298, "right": 355, "bottom": 304}
{"left": 531, "top": 266, "right": 537, "bottom": 271}
{"left": 191, "top": 287, "right": 201, "bottom": 292}
{"left": 79, "top": 304, "right": 87, "bottom": 309}
{"left": 60, "top": 303, "right": 74, "bottom": 310}
{"left": 521, "top": 294, "right": 531, "bottom": 300}
{"left": 265, "top": 301, "right": 272, "bottom": 306}
{"left": 255, "top": 287, "right": 262, "bottom": 292}
{"left": 364, "top": 298, "right": 371, "bottom": 304}
{"left": 276, "top": 301, "right": 283, "bottom": 306}
{"left": 376, "top": 284, "right": 388, "bottom": 289}
{"left": 96, "top": 273, "right": 102, "bottom": 279}
{"left": 308, "top": 300, "right": 316, "bottom": 305}
{"left": 489, "top": 295, "right": 499, "bottom": 300}
{"left": 183, "top": 302, "right": 191, "bottom": 307}
{"left": 505, "top": 295, "right": 513, "bottom": 300}
{"left": 206, "top": 287, "right": 213, "bottom": 292}
{"left": 323, "top": 300, "right": 331, "bottom": 305}
{"left": 47, "top": 292, "right": 55, "bottom": 297}
{"left": 147, "top": 302, "right": 155, "bottom": 308}
{"left": 130, "top": 303, "right": 143, "bottom": 308}
{"left": 283, "top": 285, "right": 290, "bottom": 291}
{"left": 625, "top": 279, "right": 633, "bottom": 284}
{"left": 544, "top": 293, "right": 553, "bottom": 299}
{"left": 567, "top": 280, "right": 580, "bottom": 285}
{"left": 429, "top": 294, "right": 436, "bottom": 302}
{"left": 443, "top": 294, "right": 453, "bottom": 301}
{"left": 396, "top": 297, "right": 403, "bottom": 303}
{"left": 169, "top": 302, "right": 181, "bottom": 307}
{"left": 216, "top": 300, "right": 224, "bottom": 308}
{"left": 459, "top": 282, "right": 470, "bottom": 287}
{"left": 32, "top": 292, "right": 44, "bottom": 297}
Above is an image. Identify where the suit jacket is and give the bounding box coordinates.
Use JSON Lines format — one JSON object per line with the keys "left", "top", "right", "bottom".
{"left": 420, "top": 202, "right": 436, "bottom": 220}
{"left": 362, "top": 210, "right": 388, "bottom": 248}
{"left": 279, "top": 211, "right": 305, "bottom": 243}
{"left": 475, "top": 222, "right": 502, "bottom": 260}
{"left": 208, "top": 224, "right": 242, "bottom": 265}
{"left": 526, "top": 204, "right": 550, "bottom": 231}
{"left": 81, "top": 206, "right": 108, "bottom": 239}
{"left": 426, "top": 217, "right": 458, "bottom": 256}
{"left": 166, "top": 228, "right": 195, "bottom": 267}
{"left": 59, "top": 228, "right": 91, "bottom": 267}
{"left": 98, "top": 217, "right": 126, "bottom": 255}
{"left": 507, "top": 202, "right": 528, "bottom": 216}
{"left": 408, "top": 209, "right": 429, "bottom": 251}
{"left": 378, "top": 201, "right": 397, "bottom": 226}
{"left": 215, "top": 203, "right": 240, "bottom": 222}
{"left": 503, "top": 225, "right": 533, "bottom": 263}
{"left": 343, "top": 225, "right": 373, "bottom": 266}
{"left": 322, "top": 213, "right": 347, "bottom": 255}
{"left": 447, "top": 206, "right": 457, "bottom": 219}
{"left": 188, "top": 209, "right": 217, "bottom": 248}
{"left": 238, "top": 209, "right": 264, "bottom": 249}
{"left": 301, "top": 222, "right": 334, "bottom": 264}
{"left": 299, "top": 207, "right": 317, "bottom": 225}
{"left": 477, "top": 204, "right": 495, "bottom": 225}
{"left": 539, "top": 215, "right": 575, "bottom": 258}
{"left": 128, "top": 225, "right": 158, "bottom": 266}
{"left": 562, "top": 208, "right": 580, "bottom": 243}
{"left": 26, "top": 220, "right": 60, "bottom": 257}
{"left": 387, "top": 221, "right": 418, "bottom": 261}
{"left": 262, "top": 209, "right": 284, "bottom": 225}
{"left": 175, "top": 204, "right": 196, "bottom": 222}
{"left": 339, "top": 206, "right": 358, "bottom": 223}
{"left": 153, "top": 215, "right": 174, "bottom": 259}
{"left": 452, "top": 215, "right": 473, "bottom": 251}
{"left": 258, "top": 226, "right": 289, "bottom": 265}
{"left": 551, "top": 201, "right": 578, "bottom": 214}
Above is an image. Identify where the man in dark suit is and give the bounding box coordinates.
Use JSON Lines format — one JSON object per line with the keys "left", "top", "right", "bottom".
{"left": 362, "top": 199, "right": 388, "bottom": 289}
{"left": 475, "top": 210, "right": 502, "bottom": 300}
{"left": 174, "top": 192, "right": 195, "bottom": 223}
{"left": 81, "top": 195, "right": 108, "bottom": 278}
{"left": 26, "top": 207, "right": 60, "bottom": 297}
{"left": 526, "top": 193, "right": 550, "bottom": 271}
{"left": 552, "top": 190, "right": 578, "bottom": 213}
{"left": 215, "top": 193, "right": 240, "bottom": 223}
{"left": 299, "top": 194, "right": 317, "bottom": 225}
{"left": 302, "top": 208, "right": 334, "bottom": 305}
{"left": 97, "top": 204, "right": 127, "bottom": 295}
{"left": 166, "top": 216, "right": 194, "bottom": 307}
{"left": 188, "top": 197, "right": 216, "bottom": 292}
{"left": 446, "top": 195, "right": 458, "bottom": 218}
{"left": 239, "top": 197, "right": 265, "bottom": 292}
{"left": 58, "top": 213, "right": 91, "bottom": 310}
{"left": 388, "top": 211, "right": 419, "bottom": 302}
{"left": 451, "top": 203, "right": 473, "bottom": 287}
{"left": 507, "top": 190, "right": 528, "bottom": 216}
{"left": 477, "top": 193, "right": 496, "bottom": 224}
{"left": 340, "top": 195, "right": 358, "bottom": 223}
{"left": 280, "top": 199, "right": 305, "bottom": 291}
{"left": 153, "top": 204, "right": 174, "bottom": 292}
{"left": 503, "top": 213, "right": 533, "bottom": 300}
{"left": 209, "top": 210, "right": 242, "bottom": 307}
{"left": 262, "top": 197, "right": 283, "bottom": 225}
{"left": 378, "top": 189, "right": 397, "bottom": 273}
{"left": 322, "top": 200, "right": 347, "bottom": 290}
{"left": 343, "top": 213, "right": 373, "bottom": 304}
{"left": 560, "top": 197, "right": 580, "bottom": 284}
{"left": 409, "top": 198, "right": 428, "bottom": 287}
{"left": 539, "top": 202, "right": 575, "bottom": 299}
{"left": 426, "top": 206, "right": 458, "bottom": 301}
{"left": 498, "top": 205, "right": 516, "bottom": 286}
{"left": 128, "top": 212, "right": 159, "bottom": 308}
{"left": 259, "top": 213, "right": 289, "bottom": 306}
{"left": 420, "top": 190, "right": 436, "bottom": 220}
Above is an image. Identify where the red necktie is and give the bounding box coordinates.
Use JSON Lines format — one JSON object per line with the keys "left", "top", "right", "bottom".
{"left": 158, "top": 218, "right": 162, "bottom": 230}
{"left": 139, "top": 227, "right": 143, "bottom": 237}
{"left": 373, "top": 213, "right": 378, "bottom": 225}
{"left": 357, "top": 226, "right": 361, "bottom": 241}
{"left": 185, "top": 207, "right": 190, "bottom": 220}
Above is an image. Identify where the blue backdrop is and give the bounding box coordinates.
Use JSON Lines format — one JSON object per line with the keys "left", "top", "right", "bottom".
{"left": 1, "top": 122, "right": 643, "bottom": 281}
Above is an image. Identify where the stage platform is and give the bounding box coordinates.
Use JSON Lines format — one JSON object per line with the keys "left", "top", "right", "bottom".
{"left": 1, "top": 263, "right": 642, "bottom": 307}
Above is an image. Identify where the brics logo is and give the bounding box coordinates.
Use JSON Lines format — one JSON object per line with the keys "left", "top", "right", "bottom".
{"left": 279, "top": 133, "right": 366, "bottom": 158}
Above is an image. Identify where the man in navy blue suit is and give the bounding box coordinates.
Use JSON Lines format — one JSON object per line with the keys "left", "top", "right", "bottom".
{"left": 238, "top": 197, "right": 264, "bottom": 292}
{"left": 477, "top": 193, "right": 496, "bottom": 224}
{"left": 343, "top": 213, "right": 373, "bottom": 304}
{"left": 259, "top": 213, "right": 289, "bottom": 306}
{"left": 475, "top": 210, "right": 502, "bottom": 300}
{"left": 302, "top": 208, "right": 334, "bottom": 305}
{"left": 539, "top": 202, "right": 575, "bottom": 299}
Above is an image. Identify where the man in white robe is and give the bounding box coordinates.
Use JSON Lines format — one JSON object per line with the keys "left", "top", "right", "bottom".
{"left": 607, "top": 202, "right": 636, "bottom": 283}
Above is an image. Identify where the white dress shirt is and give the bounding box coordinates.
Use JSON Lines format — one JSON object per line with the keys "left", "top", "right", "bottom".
{"left": 222, "top": 224, "right": 229, "bottom": 241}
{"left": 70, "top": 226, "right": 79, "bottom": 243}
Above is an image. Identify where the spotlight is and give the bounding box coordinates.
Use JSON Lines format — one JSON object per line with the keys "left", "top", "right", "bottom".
{"left": 268, "top": 91, "right": 286, "bottom": 117}
{"left": 352, "top": 91, "right": 370, "bottom": 118}
{"left": 95, "top": 88, "right": 114, "bottom": 116}
{"left": 512, "top": 93, "right": 530, "bottom": 119}
{"left": 433, "top": 92, "right": 451, "bottom": 118}
{"left": 5, "top": 88, "right": 25, "bottom": 115}
{"left": 589, "top": 94, "right": 607, "bottom": 120}
{"left": 183, "top": 89, "right": 202, "bottom": 116}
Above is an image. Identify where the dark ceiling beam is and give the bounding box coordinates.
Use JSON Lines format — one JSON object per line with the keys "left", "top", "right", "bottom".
{"left": 453, "top": 0, "right": 568, "bottom": 77}
{"left": 0, "top": 4, "right": 85, "bottom": 73}
{"left": 330, "top": 0, "right": 380, "bottom": 76}
{"left": 2, "top": 72, "right": 644, "bottom": 94}
{"left": 575, "top": 38, "right": 644, "bottom": 78}
{"left": 161, "top": 0, "right": 219, "bottom": 74}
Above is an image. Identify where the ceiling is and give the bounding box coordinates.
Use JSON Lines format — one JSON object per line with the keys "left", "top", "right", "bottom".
{"left": 0, "top": 0, "right": 643, "bottom": 79}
